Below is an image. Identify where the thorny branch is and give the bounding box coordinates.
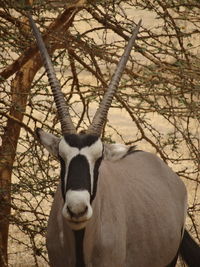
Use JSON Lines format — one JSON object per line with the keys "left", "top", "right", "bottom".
{"left": 0, "top": 0, "right": 199, "bottom": 266}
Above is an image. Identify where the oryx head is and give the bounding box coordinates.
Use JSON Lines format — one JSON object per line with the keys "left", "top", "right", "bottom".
{"left": 29, "top": 14, "right": 141, "bottom": 230}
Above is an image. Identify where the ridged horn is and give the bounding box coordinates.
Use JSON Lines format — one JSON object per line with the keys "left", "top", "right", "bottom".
{"left": 87, "top": 20, "right": 141, "bottom": 136}
{"left": 28, "top": 13, "right": 76, "bottom": 135}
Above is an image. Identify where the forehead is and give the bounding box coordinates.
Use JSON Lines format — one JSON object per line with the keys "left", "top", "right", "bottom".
{"left": 64, "top": 134, "right": 100, "bottom": 149}
{"left": 58, "top": 134, "right": 103, "bottom": 157}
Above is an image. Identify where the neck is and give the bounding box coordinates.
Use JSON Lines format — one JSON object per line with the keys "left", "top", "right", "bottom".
{"left": 73, "top": 229, "right": 85, "bottom": 267}
{"left": 72, "top": 193, "right": 101, "bottom": 266}
{"left": 65, "top": 161, "right": 108, "bottom": 266}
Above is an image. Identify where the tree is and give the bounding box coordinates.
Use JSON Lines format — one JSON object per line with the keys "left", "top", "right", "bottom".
{"left": 0, "top": 0, "right": 199, "bottom": 265}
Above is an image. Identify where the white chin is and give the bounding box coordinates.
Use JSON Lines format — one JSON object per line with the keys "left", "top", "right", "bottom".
{"left": 62, "top": 209, "right": 93, "bottom": 230}
{"left": 66, "top": 219, "right": 89, "bottom": 230}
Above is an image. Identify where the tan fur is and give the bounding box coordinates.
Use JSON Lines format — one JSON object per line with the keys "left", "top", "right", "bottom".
{"left": 47, "top": 151, "right": 187, "bottom": 267}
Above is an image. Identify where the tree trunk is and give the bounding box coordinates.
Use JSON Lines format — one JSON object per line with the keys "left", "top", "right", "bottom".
{"left": 0, "top": 55, "right": 41, "bottom": 266}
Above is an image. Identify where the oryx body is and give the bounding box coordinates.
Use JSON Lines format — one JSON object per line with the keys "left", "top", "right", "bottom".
{"left": 29, "top": 13, "right": 200, "bottom": 267}
{"left": 46, "top": 148, "right": 187, "bottom": 267}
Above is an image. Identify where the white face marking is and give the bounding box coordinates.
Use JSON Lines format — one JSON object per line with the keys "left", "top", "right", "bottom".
{"left": 80, "top": 139, "right": 103, "bottom": 192}
{"left": 59, "top": 138, "right": 79, "bottom": 161}
{"left": 62, "top": 190, "right": 93, "bottom": 230}
{"left": 59, "top": 139, "right": 79, "bottom": 190}
{"left": 58, "top": 137, "right": 103, "bottom": 195}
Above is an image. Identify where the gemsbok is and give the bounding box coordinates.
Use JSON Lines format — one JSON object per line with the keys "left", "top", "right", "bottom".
{"left": 28, "top": 13, "right": 200, "bottom": 267}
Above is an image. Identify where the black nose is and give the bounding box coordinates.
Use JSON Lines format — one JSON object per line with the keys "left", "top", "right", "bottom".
{"left": 67, "top": 205, "right": 88, "bottom": 219}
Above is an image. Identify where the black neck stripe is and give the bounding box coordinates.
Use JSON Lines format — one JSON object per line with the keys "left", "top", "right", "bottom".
{"left": 74, "top": 229, "right": 85, "bottom": 267}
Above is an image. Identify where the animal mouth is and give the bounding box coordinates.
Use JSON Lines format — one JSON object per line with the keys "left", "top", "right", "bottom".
{"left": 68, "top": 218, "right": 89, "bottom": 225}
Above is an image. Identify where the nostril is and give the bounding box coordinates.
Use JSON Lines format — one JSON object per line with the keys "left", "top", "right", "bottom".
{"left": 85, "top": 206, "right": 88, "bottom": 212}
{"left": 81, "top": 206, "right": 88, "bottom": 216}
{"left": 67, "top": 206, "right": 75, "bottom": 218}
{"left": 67, "top": 205, "right": 88, "bottom": 218}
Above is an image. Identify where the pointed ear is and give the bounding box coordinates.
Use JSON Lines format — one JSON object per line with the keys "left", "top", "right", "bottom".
{"left": 103, "top": 143, "right": 132, "bottom": 161}
{"left": 35, "top": 128, "right": 60, "bottom": 157}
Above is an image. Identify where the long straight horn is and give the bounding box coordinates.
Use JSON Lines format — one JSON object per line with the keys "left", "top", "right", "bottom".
{"left": 87, "top": 20, "right": 141, "bottom": 136}
{"left": 28, "top": 13, "right": 76, "bottom": 135}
